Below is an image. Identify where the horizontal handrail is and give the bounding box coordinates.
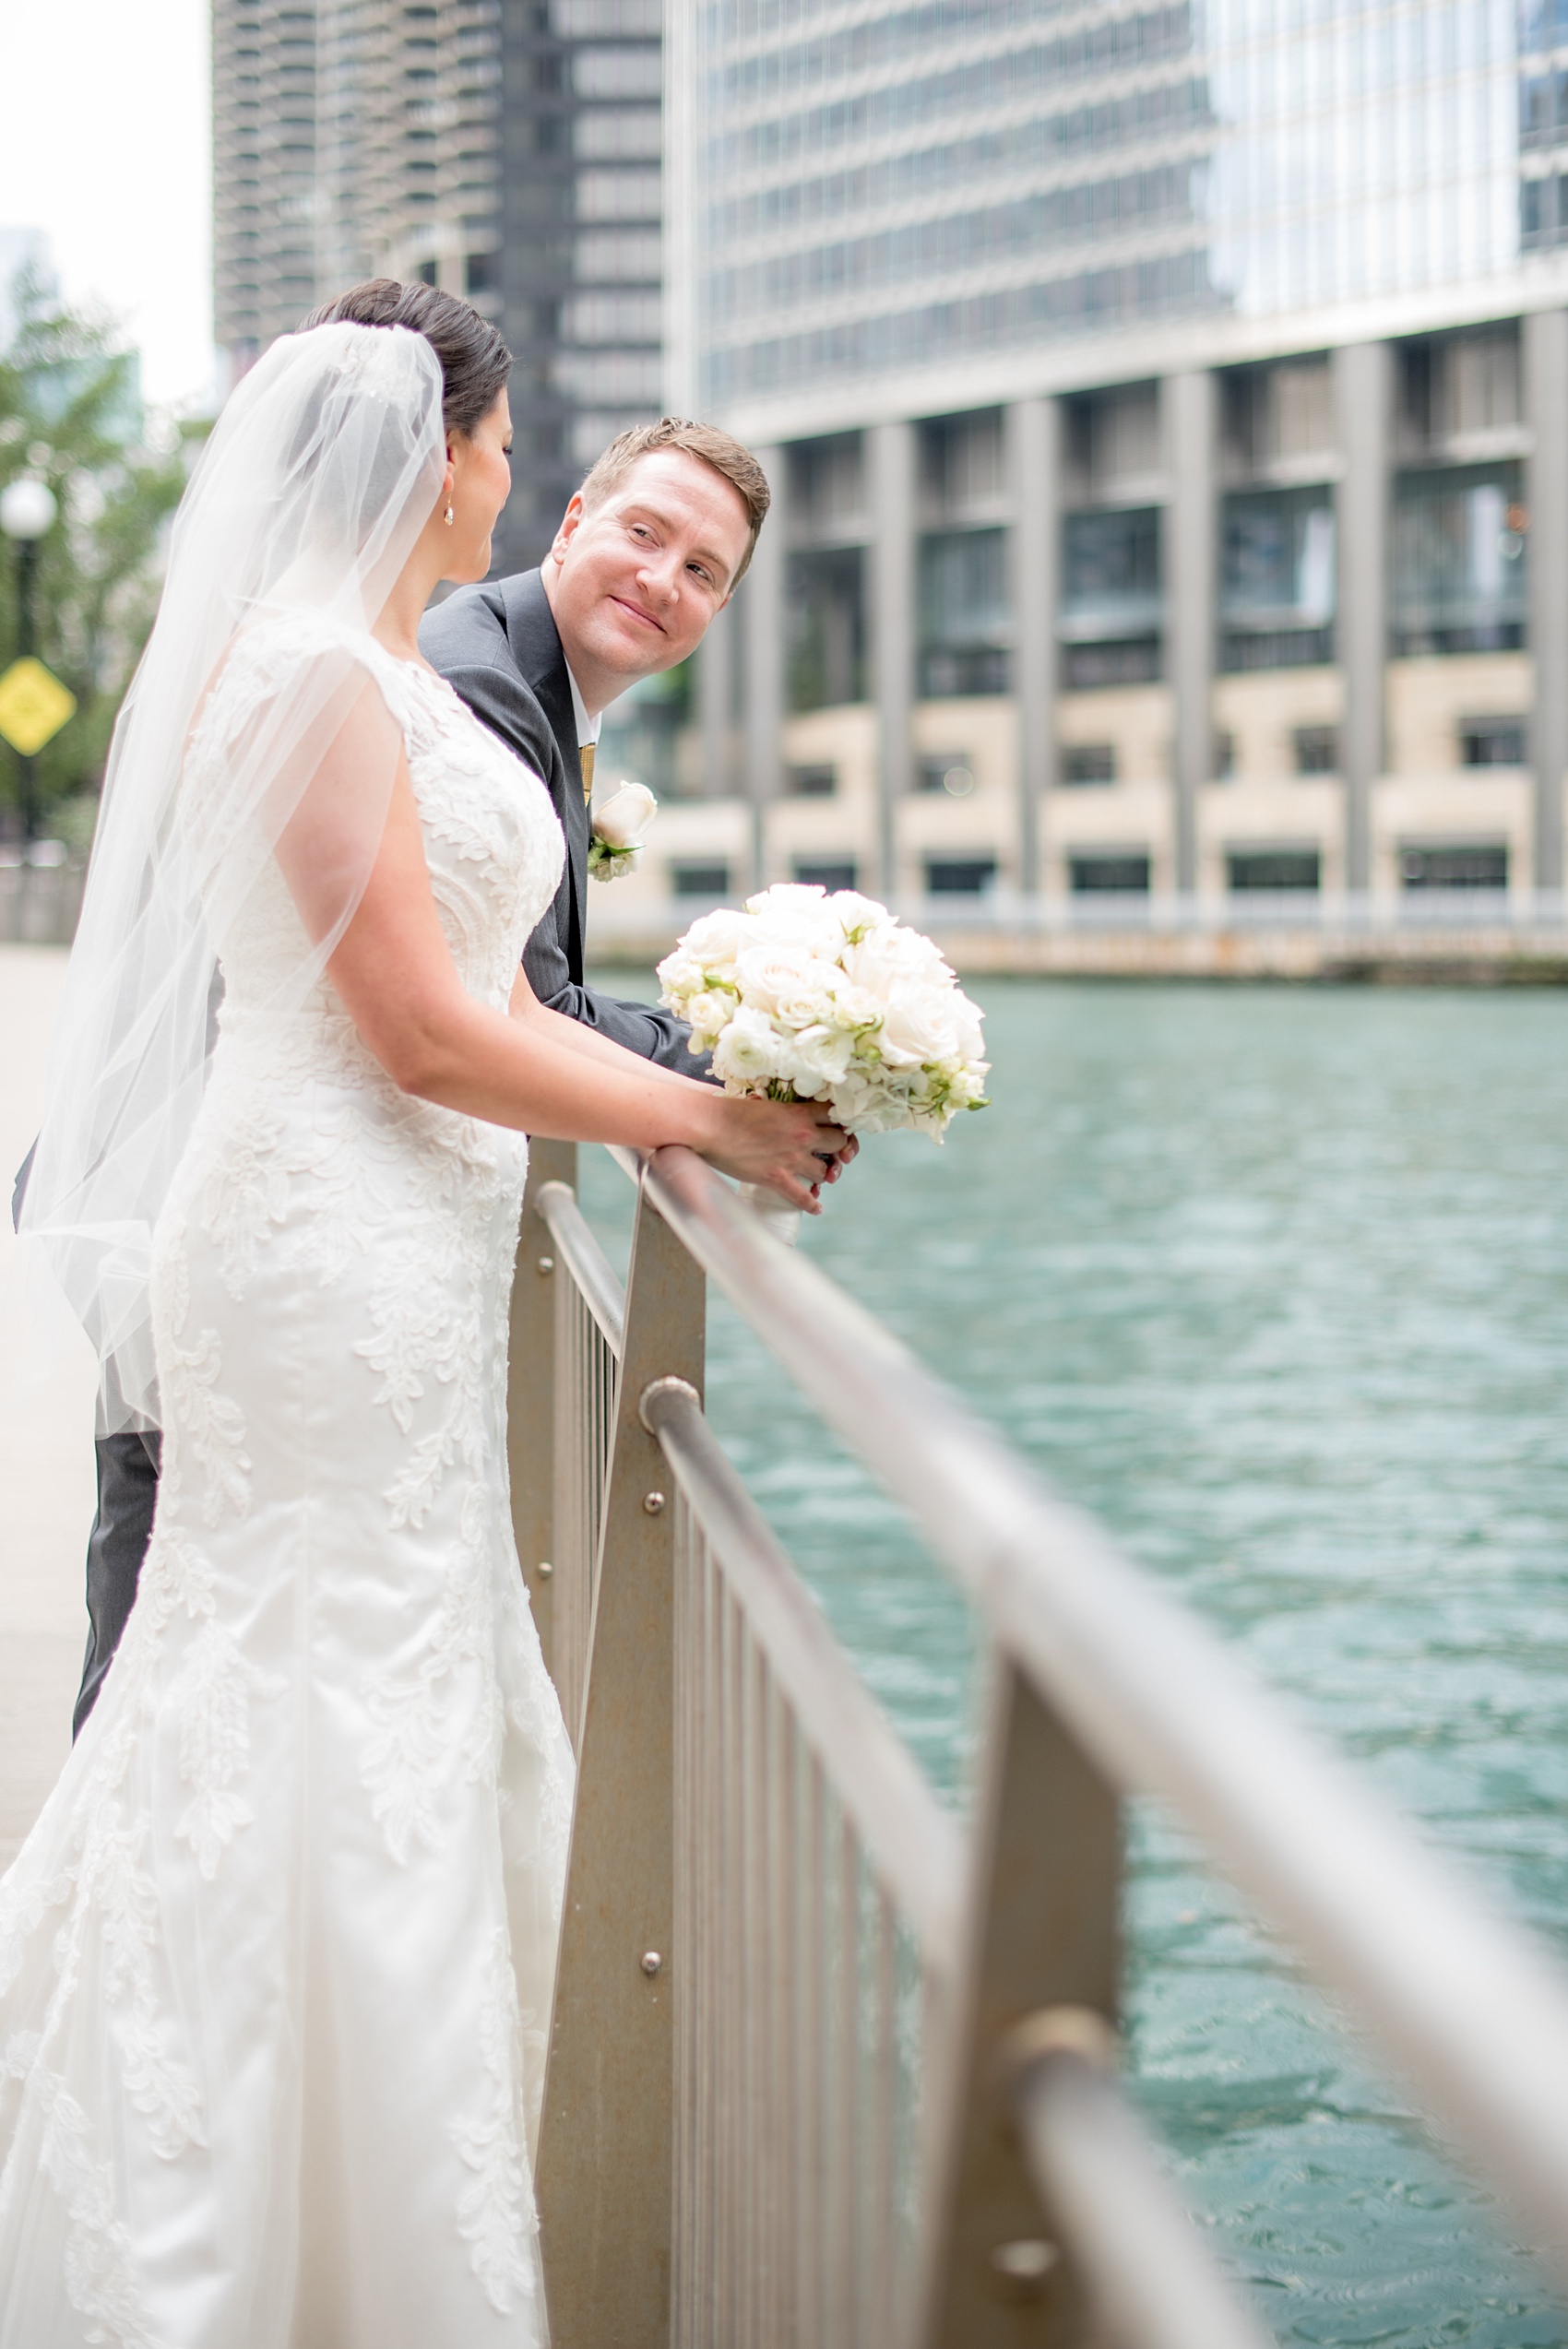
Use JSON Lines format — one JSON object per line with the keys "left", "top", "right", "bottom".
{"left": 628, "top": 1143, "right": 1568, "bottom": 2281}
{"left": 535, "top": 1179, "right": 626, "bottom": 1356}
{"left": 1004, "top": 2011, "right": 1272, "bottom": 2349}
{"left": 641, "top": 1374, "right": 966, "bottom": 1986}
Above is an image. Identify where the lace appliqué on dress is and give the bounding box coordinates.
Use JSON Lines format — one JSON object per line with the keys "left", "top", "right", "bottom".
{"left": 450, "top": 1926, "right": 539, "bottom": 2315}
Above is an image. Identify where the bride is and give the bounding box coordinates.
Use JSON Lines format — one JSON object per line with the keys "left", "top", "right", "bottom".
{"left": 0, "top": 312, "right": 843, "bottom": 2343}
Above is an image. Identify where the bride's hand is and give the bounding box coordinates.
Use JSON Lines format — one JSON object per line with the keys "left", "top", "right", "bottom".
{"left": 697, "top": 1095, "right": 850, "bottom": 1214}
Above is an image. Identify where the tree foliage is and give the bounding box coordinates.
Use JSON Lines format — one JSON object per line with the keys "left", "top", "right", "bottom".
{"left": 0, "top": 272, "right": 209, "bottom": 833}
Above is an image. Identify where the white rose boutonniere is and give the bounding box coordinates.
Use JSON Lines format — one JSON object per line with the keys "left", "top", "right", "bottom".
{"left": 588, "top": 780, "right": 658, "bottom": 882}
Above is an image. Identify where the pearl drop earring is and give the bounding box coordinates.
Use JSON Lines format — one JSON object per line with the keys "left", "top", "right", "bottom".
{"left": 444, "top": 502, "right": 455, "bottom": 527}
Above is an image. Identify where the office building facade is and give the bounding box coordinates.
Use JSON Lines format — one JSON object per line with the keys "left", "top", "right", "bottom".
{"left": 627, "top": 0, "right": 1568, "bottom": 916}
{"left": 210, "top": 0, "right": 663, "bottom": 569}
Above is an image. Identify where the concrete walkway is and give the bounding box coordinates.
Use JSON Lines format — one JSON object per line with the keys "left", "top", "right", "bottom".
{"left": 0, "top": 945, "right": 97, "bottom": 1873}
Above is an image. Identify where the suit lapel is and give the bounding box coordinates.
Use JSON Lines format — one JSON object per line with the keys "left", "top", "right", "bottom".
{"left": 501, "top": 571, "right": 587, "bottom": 976}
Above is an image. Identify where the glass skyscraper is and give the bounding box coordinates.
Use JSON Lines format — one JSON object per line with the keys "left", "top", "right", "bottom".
{"left": 649, "top": 0, "right": 1568, "bottom": 916}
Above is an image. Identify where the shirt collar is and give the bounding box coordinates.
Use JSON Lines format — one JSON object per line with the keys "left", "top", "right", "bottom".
{"left": 565, "top": 663, "right": 601, "bottom": 750}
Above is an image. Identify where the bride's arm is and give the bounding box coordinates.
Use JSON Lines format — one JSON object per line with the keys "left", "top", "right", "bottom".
{"left": 287, "top": 749, "right": 842, "bottom": 1210}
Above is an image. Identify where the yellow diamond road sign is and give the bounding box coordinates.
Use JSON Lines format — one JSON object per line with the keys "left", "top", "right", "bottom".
{"left": 0, "top": 657, "right": 76, "bottom": 756}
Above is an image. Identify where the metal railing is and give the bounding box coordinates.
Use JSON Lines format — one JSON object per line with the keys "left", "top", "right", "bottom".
{"left": 511, "top": 1138, "right": 1568, "bottom": 2348}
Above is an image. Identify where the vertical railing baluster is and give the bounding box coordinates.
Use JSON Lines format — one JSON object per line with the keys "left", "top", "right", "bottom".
{"left": 741, "top": 1622, "right": 764, "bottom": 2349}
{"left": 506, "top": 1142, "right": 576, "bottom": 1687}
{"left": 800, "top": 1754, "right": 826, "bottom": 2348}
{"left": 873, "top": 1883, "right": 897, "bottom": 2349}
{"left": 833, "top": 1809, "right": 860, "bottom": 2349}
{"left": 698, "top": 1530, "right": 719, "bottom": 2349}
{"left": 535, "top": 1184, "right": 704, "bottom": 2349}
{"left": 731, "top": 1583, "right": 748, "bottom": 2346}
{"left": 773, "top": 1695, "right": 799, "bottom": 2349}
{"left": 672, "top": 1494, "right": 693, "bottom": 2349}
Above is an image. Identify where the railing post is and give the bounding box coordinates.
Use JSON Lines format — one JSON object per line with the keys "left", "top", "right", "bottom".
{"left": 919, "top": 1652, "right": 1122, "bottom": 2348}
{"left": 537, "top": 1169, "right": 706, "bottom": 2348}
{"left": 508, "top": 1138, "right": 577, "bottom": 1683}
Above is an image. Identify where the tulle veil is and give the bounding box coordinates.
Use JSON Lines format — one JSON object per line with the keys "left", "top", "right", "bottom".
{"left": 11, "top": 320, "right": 447, "bottom": 1433}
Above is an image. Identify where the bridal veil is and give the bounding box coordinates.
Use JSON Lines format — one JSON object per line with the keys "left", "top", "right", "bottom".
{"left": 11, "top": 321, "right": 446, "bottom": 1434}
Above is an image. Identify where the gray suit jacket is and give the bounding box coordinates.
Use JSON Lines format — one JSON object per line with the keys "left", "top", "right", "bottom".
{"left": 420, "top": 568, "right": 698, "bottom": 1072}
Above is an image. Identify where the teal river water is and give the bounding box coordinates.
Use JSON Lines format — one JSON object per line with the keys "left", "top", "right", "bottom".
{"left": 580, "top": 976, "right": 1568, "bottom": 2346}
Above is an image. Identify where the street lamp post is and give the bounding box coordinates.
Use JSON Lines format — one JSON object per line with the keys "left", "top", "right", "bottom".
{"left": 0, "top": 476, "right": 59, "bottom": 844}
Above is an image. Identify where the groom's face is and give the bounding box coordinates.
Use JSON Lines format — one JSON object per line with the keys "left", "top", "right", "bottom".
{"left": 546, "top": 449, "right": 752, "bottom": 692}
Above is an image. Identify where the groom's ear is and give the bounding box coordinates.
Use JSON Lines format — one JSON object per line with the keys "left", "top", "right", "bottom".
{"left": 550, "top": 492, "right": 587, "bottom": 566}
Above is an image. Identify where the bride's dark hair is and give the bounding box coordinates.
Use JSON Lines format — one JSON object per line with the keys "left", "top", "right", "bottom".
{"left": 303, "top": 279, "right": 512, "bottom": 436}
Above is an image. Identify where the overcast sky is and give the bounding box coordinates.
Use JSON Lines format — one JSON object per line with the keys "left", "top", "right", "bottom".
{"left": 0, "top": 0, "right": 214, "bottom": 409}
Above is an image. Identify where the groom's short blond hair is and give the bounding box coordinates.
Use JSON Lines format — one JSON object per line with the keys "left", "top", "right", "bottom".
{"left": 576, "top": 420, "right": 771, "bottom": 586}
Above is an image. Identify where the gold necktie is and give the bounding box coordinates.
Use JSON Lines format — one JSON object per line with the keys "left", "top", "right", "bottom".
{"left": 579, "top": 742, "right": 595, "bottom": 804}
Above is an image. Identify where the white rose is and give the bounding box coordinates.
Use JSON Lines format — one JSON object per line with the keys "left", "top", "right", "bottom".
{"left": 821, "top": 970, "right": 885, "bottom": 1033}
{"left": 784, "top": 1022, "right": 854, "bottom": 1092}
{"left": 731, "top": 943, "right": 802, "bottom": 1019}
{"left": 879, "top": 983, "right": 963, "bottom": 1068}
{"left": 656, "top": 947, "right": 702, "bottom": 1007}
{"left": 950, "top": 990, "right": 986, "bottom": 1063}
{"left": 771, "top": 955, "right": 851, "bottom": 1032}
{"left": 712, "top": 1004, "right": 786, "bottom": 1087}
{"left": 679, "top": 908, "right": 751, "bottom": 971}
{"left": 684, "top": 988, "right": 738, "bottom": 1041}
{"left": 592, "top": 781, "right": 658, "bottom": 850}
{"left": 829, "top": 888, "right": 894, "bottom": 942}
{"left": 744, "top": 884, "right": 840, "bottom": 953}
{"left": 842, "top": 924, "right": 950, "bottom": 1001}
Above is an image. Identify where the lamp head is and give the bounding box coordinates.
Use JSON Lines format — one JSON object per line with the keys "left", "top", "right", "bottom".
{"left": 0, "top": 478, "right": 57, "bottom": 541}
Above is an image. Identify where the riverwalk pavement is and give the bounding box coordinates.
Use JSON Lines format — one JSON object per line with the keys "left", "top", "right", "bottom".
{"left": 0, "top": 944, "right": 96, "bottom": 1873}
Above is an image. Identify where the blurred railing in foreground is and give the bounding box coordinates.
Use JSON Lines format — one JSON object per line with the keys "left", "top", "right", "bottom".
{"left": 512, "top": 1139, "right": 1568, "bottom": 2349}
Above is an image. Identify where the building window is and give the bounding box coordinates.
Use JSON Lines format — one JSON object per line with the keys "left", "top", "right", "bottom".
{"left": 794, "top": 858, "right": 858, "bottom": 891}
{"left": 1063, "top": 743, "right": 1117, "bottom": 786}
{"left": 415, "top": 258, "right": 439, "bottom": 286}
{"left": 1520, "top": 172, "right": 1568, "bottom": 251}
{"left": 1293, "top": 725, "right": 1338, "bottom": 774}
{"left": 787, "top": 546, "right": 866, "bottom": 712}
{"left": 1214, "top": 730, "right": 1237, "bottom": 778}
{"left": 671, "top": 860, "right": 731, "bottom": 898}
{"left": 924, "top": 856, "right": 997, "bottom": 896}
{"left": 1392, "top": 465, "right": 1526, "bottom": 655}
{"left": 1219, "top": 487, "right": 1335, "bottom": 671}
{"left": 1228, "top": 848, "right": 1321, "bottom": 892}
{"left": 1399, "top": 843, "right": 1509, "bottom": 891}
{"left": 919, "top": 528, "right": 1010, "bottom": 695}
{"left": 465, "top": 250, "right": 497, "bottom": 294}
{"left": 917, "top": 756, "right": 975, "bottom": 796}
{"left": 1064, "top": 640, "right": 1161, "bottom": 689}
{"left": 1061, "top": 506, "right": 1161, "bottom": 689}
{"left": 1069, "top": 852, "right": 1150, "bottom": 895}
{"left": 1458, "top": 715, "right": 1527, "bottom": 766}
{"left": 788, "top": 763, "right": 837, "bottom": 797}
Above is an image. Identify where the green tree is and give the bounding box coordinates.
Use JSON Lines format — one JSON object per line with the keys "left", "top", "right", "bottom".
{"left": 0, "top": 271, "right": 208, "bottom": 836}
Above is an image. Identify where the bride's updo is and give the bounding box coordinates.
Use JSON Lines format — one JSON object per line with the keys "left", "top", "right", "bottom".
{"left": 303, "top": 279, "right": 512, "bottom": 435}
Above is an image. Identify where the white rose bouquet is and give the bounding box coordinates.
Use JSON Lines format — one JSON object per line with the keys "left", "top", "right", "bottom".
{"left": 657, "top": 884, "right": 991, "bottom": 1147}
{"left": 588, "top": 781, "right": 658, "bottom": 883}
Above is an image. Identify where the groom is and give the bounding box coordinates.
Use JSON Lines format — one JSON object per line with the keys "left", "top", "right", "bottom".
{"left": 66, "top": 406, "right": 775, "bottom": 1734}
{"left": 420, "top": 411, "right": 770, "bottom": 1062}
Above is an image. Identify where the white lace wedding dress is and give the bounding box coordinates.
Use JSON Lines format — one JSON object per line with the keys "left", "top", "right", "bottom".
{"left": 0, "top": 621, "right": 575, "bottom": 2348}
